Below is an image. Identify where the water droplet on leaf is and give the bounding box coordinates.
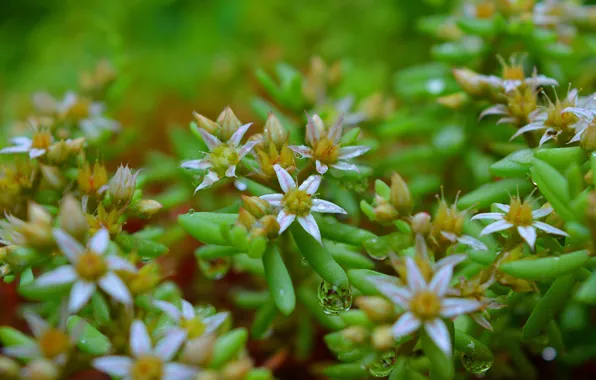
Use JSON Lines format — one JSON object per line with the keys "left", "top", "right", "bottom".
{"left": 460, "top": 353, "right": 493, "bottom": 375}
{"left": 198, "top": 257, "right": 231, "bottom": 280}
{"left": 188, "top": 208, "right": 195, "bottom": 215}
{"left": 363, "top": 237, "right": 390, "bottom": 260}
{"left": 317, "top": 280, "right": 352, "bottom": 315}
{"left": 367, "top": 350, "right": 397, "bottom": 377}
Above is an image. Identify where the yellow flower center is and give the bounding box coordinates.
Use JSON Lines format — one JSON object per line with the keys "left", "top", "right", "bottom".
{"left": 31, "top": 131, "right": 52, "bottom": 150}
{"left": 131, "top": 356, "right": 163, "bottom": 380}
{"left": 38, "top": 329, "right": 70, "bottom": 359}
{"left": 75, "top": 251, "right": 108, "bottom": 281}
{"left": 507, "top": 87, "right": 537, "bottom": 120}
{"left": 432, "top": 200, "right": 464, "bottom": 237}
{"left": 313, "top": 137, "right": 340, "bottom": 165}
{"left": 180, "top": 317, "right": 207, "bottom": 339}
{"left": 282, "top": 189, "right": 313, "bottom": 217}
{"left": 410, "top": 290, "right": 441, "bottom": 320}
{"left": 545, "top": 99, "right": 578, "bottom": 131}
{"left": 209, "top": 145, "right": 239, "bottom": 177}
{"left": 504, "top": 198, "right": 534, "bottom": 226}
{"left": 65, "top": 98, "right": 92, "bottom": 120}
{"left": 502, "top": 64, "right": 525, "bottom": 81}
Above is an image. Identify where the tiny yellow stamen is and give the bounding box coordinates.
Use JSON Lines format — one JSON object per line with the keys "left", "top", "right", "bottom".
{"left": 410, "top": 291, "right": 441, "bottom": 320}
{"left": 504, "top": 198, "right": 534, "bottom": 227}
{"left": 31, "top": 131, "right": 52, "bottom": 151}
{"left": 313, "top": 136, "right": 340, "bottom": 165}
{"left": 131, "top": 356, "right": 163, "bottom": 380}
{"left": 209, "top": 145, "right": 239, "bottom": 177}
{"left": 180, "top": 317, "right": 207, "bottom": 339}
{"left": 75, "top": 251, "right": 108, "bottom": 281}
{"left": 282, "top": 189, "right": 312, "bottom": 217}
{"left": 38, "top": 329, "right": 70, "bottom": 359}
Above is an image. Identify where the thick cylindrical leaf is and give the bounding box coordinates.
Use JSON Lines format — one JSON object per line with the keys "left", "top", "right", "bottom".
{"left": 263, "top": 245, "right": 295, "bottom": 315}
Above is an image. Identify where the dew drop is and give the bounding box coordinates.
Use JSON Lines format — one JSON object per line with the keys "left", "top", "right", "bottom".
{"left": 366, "top": 350, "right": 397, "bottom": 377}
{"left": 198, "top": 257, "right": 231, "bottom": 280}
{"left": 317, "top": 280, "right": 352, "bottom": 315}
{"left": 460, "top": 353, "right": 493, "bottom": 375}
{"left": 363, "top": 237, "right": 389, "bottom": 260}
{"left": 234, "top": 180, "right": 248, "bottom": 191}
{"left": 188, "top": 208, "right": 195, "bottom": 215}
{"left": 542, "top": 347, "right": 557, "bottom": 361}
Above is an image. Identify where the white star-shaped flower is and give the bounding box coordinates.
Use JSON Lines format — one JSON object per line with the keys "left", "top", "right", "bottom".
{"left": 0, "top": 133, "right": 53, "bottom": 159}
{"left": 59, "top": 92, "right": 120, "bottom": 139}
{"left": 260, "top": 164, "right": 346, "bottom": 243}
{"left": 92, "top": 319, "right": 197, "bottom": 380}
{"left": 370, "top": 256, "right": 483, "bottom": 357}
{"left": 471, "top": 199, "right": 568, "bottom": 249}
{"left": 34, "top": 228, "right": 136, "bottom": 313}
{"left": 181, "top": 122, "right": 257, "bottom": 192}
{"left": 290, "top": 113, "right": 369, "bottom": 174}
{"left": 153, "top": 299, "right": 228, "bottom": 343}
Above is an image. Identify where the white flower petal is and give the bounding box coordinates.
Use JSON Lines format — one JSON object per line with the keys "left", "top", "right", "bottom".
{"left": 155, "top": 329, "right": 187, "bottom": 361}
{"left": 480, "top": 219, "right": 513, "bottom": 236}
{"left": 3, "top": 345, "right": 39, "bottom": 359}
{"left": 228, "top": 122, "right": 252, "bottom": 146}
{"left": 533, "top": 221, "right": 569, "bottom": 236}
{"left": 369, "top": 277, "right": 410, "bottom": 308}
{"left": 338, "top": 145, "right": 370, "bottom": 160}
{"left": 567, "top": 128, "right": 585, "bottom": 144}
{"left": 471, "top": 212, "right": 504, "bottom": 221}
{"left": 472, "top": 313, "right": 494, "bottom": 332}
{"left": 311, "top": 199, "right": 347, "bottom": 214}
{"left": 225, "top": 164, "right": 237, "bottom": 178}
{"left": 289, "top": 145, "right": 313, "bottom": 158}
{"left": 68, "top": 280, "right": 96, "bottom": 313}
{"left": 298, "top": 215, "right": 322, "bottom": 244}
{"left": 440, "top": 231, "right": 458, "bottom": 242}
{"left": 424, "top": 319, "right": 452, "bottom": 357}
{"left": 315, "top": 160, "right": 328, "bottom": 174}
{"left": 517, "top": 226, "right": 537, "bottom": 249}
{"left": 305, "top": 115, "right": 321, "bottom": 146}
{"left": 534, "top": 75, "right": 559, "bottom": 88}
{"left": 29, "top": 148, "right": 47, "bottom": 158}
{"left": 479, "top": 104, "right": 507, "bottom": 119}
{"left": 35, "top": 265, "right": 77, "bottom": 286}
{"left": 99, "top": 272, "right": 132, "bottom": 305}
{"left": 441, "top": 298, "right": 484, "bottom": 318}
{"left": 130, "top": 320, "right": 153, "bottom": 357}
{"left": 197, "top": 128, "right": 222, "bottom": 151}
{"left": 331, "top": 161, "right": 360, "bottom": 172}
{"left": 428, "top": 265, "right": 453, "bottom": 297}
{"left": 531, "top": 208, "right": 553, "bottom": 219}
{"left": 89, "top": 228, "right": 110, "bottom": 254}
{"left": 391, "top": 312, "right": 421, "bottom": 339}
{"left": 298, "top": 175, "right": 322, "bottom": 195}
{"left": 457, "top": 235, "right": 488, "bottom": 251}
{"left": 238, "top": 140, "right": 258, "bottom": 159}
{"left": 434, "top": 254, "right": 467, "bottom": 270}
{"left": 181, "top": 159, "right": 212, "bottom": 170}
{"left": 510, "top": 122, "right": 546, "bottom": 141}
{"left": 204, "top": 312, "right": 229, "bottom": 334}
{"left": 163, "top": 363, "right": 198, "bottom": 380}
{"left": 153, "top": 300, "right": 181, "bottom": 321}
{"left": 195, "top": 171, "right": 220, "bottom": 192}
{"left": 327, "top": 114, "right": 344, "bottom": 143}
{"left": 539, "top": 130, "right": 555, "bottom": 147}
{"left": 106, "top": 256, "right": 137, "bottom": 272}
{"left": 260, "top": 193, "right": 283, "bottom": 207}
{"left": 404, "top": 257, "right": 426, "bottom": 292}
{"left": 92, "top": 356, "right": 133, "bottom": 377}
{"left": 273, "top": 164, "right": 296, "bottom": 192}
{"left": 181, "top": 300, "right": 195, "bottom": 320}
{"left": 53, "top": 228, "right": 85, "bottom": 263}
{"left": 494, "top": 203, "right": 510, "bottom": 213}
{"left": 0, "top": 146, "right": 30, "bottom": 154}
{"left": 276, "top": 210, "right": 296, "bottom": 234}
{"left": 23, "top": 312, "right": 48, "bottom": 339}
{"left": 562, "top": 106, "right": 595, "bottom": 119}
{"left": 10, "top": 136, "right": 32, "bottom": 146}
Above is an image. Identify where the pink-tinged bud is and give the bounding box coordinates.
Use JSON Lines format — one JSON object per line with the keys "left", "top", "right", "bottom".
{"left": 217, "top": 106, "right": 242, "bottom": 141}
{"left": 411, "top": 212, "right": 432, "bottom": 235}
{"left": 192, "top": 111, "right": 219, "bottom": 135}
{"left": 264, "top": 113, "right": 288, "bottom": 148}
{"left": 109, "top": 165, "right": 139, "bottom": 204}
{"left": 59, "top": 195, "right": 88, "bottom": 241}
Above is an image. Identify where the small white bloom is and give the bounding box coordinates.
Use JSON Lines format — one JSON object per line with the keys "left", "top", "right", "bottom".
{"left": 153, "top": 299, "right": 228, "bottom": 343}
{"left": 561, "top": 98, "right": 596, "bottom": 144}
{"left": 181, "top": 122, "right": 257, "bottom": 192}
{"left": 58, "top": 92, "right": 120, "bottom": 139}
{"left": 34, "top": 228, "right": 136, "bottom": 313}
{"left": 289, "top": 113, "right": 369, "bottom": 174}
{"left": 0, "top": 130, "right": 53, "bottom": 159}
{"left": 92, "top": 319, "right": 197, "bottom": 380}
{"left": 370, "top": 257, "right": 483, "bottom": 357}
{"left": 260, "top": 164, "right": 346, "bottom": 243}
{"left": 471, "top": 199, "right": 569, "bottom": 249}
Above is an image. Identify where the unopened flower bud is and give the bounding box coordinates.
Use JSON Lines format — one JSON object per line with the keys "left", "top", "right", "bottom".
{"left": 241, "top": 195, "right": 271, "bottom": 218}
{"left": 22, "top": 358, "right": 58, "bottom": 380}
{"left": 217, "top": 107, "right": 242, "bottom": 141}
{"left": 371, "top": 325, "right": 395, "bottom": 351}
{"left": 341, "top": 326, "right": 369, "bottom": 344}
{"left": 437, "top": 92, "right": 469, "bottom": 109}
{"left": 78, "top": 162, "right": 108, "bottom": 195}
{"left": 109, "top": 165, "right": 138, "bottom": 204}
{"left": 260, "top": 215, "right": 280, "bottom": 240}
{"left": 279, "top": 145, "right": 296, "bottom": 168}
{"left": 222, "top": 358, "right": 253, "bottom": 380}
{"left": 40, "top": 165, "right": 64, "bottom": 189}
{"left": 411, "top": 212, "right": 432, "bottom": 235}
{"left": 452, "top": 68, "right": 488, "bottom": 97}
{"left": 181, "top": 335, "right": 216, "bottom": 365}
{"left": 0, "top": 355, "right": 19, "bottom": 379}
{"left": 374, "top": 199, "right": 399, "bottom": 224}
{"left": 193, "top": 111, "right": 219, "bottom": 135}
{"left": 131, "top": 199, "right": 162, "bottom": 218}
{"left": 581, "top": 122, "right": 596, "bottom": 151}
{"left": 46, "top": 141, "right": 69, "bottom": 164}
{"left": 355, "top": 296, "right": 395, "bottom": 322}
{"left": 311, "top": 114, "right": 326, "bottom": 136}
{"left": 65, "top": 137, "right": 86, "bottom": 154}
{"left": 59, "top": 195, "right": 88, "bottom": 241}
{"left": 389, "top": 173, "right": 412, "bottom": 215}
{"left": 264, "top": 113, "right": 288, "bottom": 148}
